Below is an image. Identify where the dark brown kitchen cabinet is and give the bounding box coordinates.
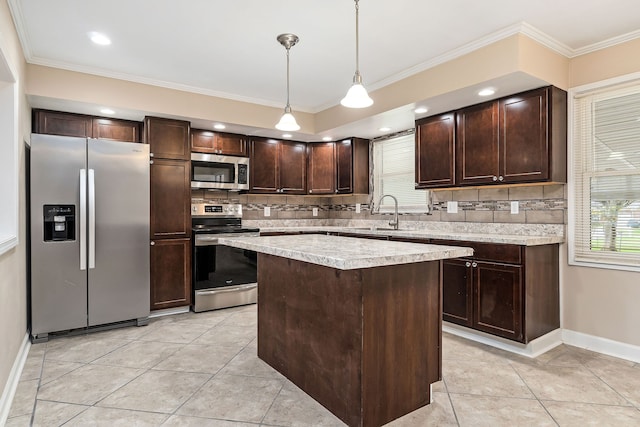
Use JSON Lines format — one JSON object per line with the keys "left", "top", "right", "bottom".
{"left": 415, "top": 113, "right": 456, "bottom": 188}
{"left": 434, "top": 239, "right": 558, "bottom": 343}
{"left": 456, "top": 86, "right": 566, "bottom": 186}
{"left": 144, "top": 116, "right": 190, "bottom": 160}
{"left": 307, "top": 142, "right": 335, "bottom": 194}
{"left": 191, "top": 129, "right": 247, "bottom": 156}
{"left": 150, "top": 238, "right": 191, "bottom": 310}
{"left": 250, "top": 138, "right": 306, "bottom": 194}
{"left": 150, "top": 159, "right": 191, "bottom": 239}
{"left": 33, "top": 109, "right": 142, "bottom": 142}
{"left": 336, "top": 137, "right": 369, "bottom": 194}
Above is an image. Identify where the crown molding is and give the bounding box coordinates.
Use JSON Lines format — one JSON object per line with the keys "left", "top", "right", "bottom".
{"left": 7, "top": 0, "right": 32, "bottom": 60}
{"left": 571, "top": 28, "right": 640, "bottom": 57}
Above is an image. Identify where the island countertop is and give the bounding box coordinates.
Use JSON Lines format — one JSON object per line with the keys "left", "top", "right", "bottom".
{"left": 217, "top": 234, "right": 473, "bottom": 270}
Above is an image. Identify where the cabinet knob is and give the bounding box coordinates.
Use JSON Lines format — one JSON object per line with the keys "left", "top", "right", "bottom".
{"left": 465, "top": 261, "right": 471, "bottom": 267}
{"left": 150, "top": 153, "right": 154, "bottom": 158}
{"left": 492, "top": 176, "right": 498, "bottom": 182}
{"left": 498, "top": 176, "right": 504, "bottom": 182}
{"left": 415, "top": 183, "right": 419, "bottom": 187}
{"left": 150, "top": 241, "right": 155, "bottom": 246}
{"left": 149, "top": 160, "right": 154, "bottom": 165}
{"left": 309, "top": 190, "right": 313, "bottom": 193}
{"left": 472, "top": 262, "right": 478, "bottom": 267}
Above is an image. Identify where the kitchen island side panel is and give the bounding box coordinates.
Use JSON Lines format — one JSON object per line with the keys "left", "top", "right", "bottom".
{"left": 257, "top": 253, "right": 441, "bottom": 427}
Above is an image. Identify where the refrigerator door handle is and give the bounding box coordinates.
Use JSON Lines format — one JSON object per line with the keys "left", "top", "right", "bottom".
{"left": 80, "top": 169, "right": 87, "bottom": 271}
{"left": 88, "top": 169, "right": 96, "bottom": 269}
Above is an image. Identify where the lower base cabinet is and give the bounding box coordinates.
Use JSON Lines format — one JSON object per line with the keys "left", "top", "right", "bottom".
{"left": 150, "top": 238, "right": 192, "bottom": 310}
{"left": 438, "top": 240, "right": 558, "bottom": 344}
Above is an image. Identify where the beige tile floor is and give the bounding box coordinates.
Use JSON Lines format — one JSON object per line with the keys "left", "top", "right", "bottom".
{"left": 6, "top": 304, "right": 640, "bottom": 426}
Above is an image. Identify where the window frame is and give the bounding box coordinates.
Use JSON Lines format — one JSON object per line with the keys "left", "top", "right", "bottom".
{"left": 568, "top": 71, "right": 640, "bottom": 272}
{"left": 371, "top": 131, "right": 431, "bottom": 214}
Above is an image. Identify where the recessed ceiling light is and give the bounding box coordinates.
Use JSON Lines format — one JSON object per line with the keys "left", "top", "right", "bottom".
{"left": 282, "top": 133, "right": 292, "bottom": 138}
{"left": 379, "top": 127, "right": 391, "bottom": 132}
{"left": 213, "top": 123, "right": 226, "bottom": 130}
{"left": 478, "top": 88, "right": 495, "bottom": 97}
{"left": 322, "top": 136, "right": 332, "bottom": 141}
{"left": 414, "top": 107, "right": 428, "bottom": 114}
{"left": 88, "top": 32, "right": 111, "bottom": 46}
{"left": 100, "top": 108, "right": 115, "bottom": 115}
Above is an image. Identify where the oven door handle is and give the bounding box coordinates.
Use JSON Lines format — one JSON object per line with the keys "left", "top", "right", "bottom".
{"left": 197, "top": 284, "right": 257, "bottom": 295}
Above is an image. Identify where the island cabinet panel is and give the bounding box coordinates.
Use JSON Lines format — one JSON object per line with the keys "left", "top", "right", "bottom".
{"left": 144, "top": 116, "right": 190, "bottom": 160}
{"left": 150, "top": 238, "right": 191, "bottom": 310}
{"left": 307, "top": 142, "right": 336, "bottom": 194}
{"left": 257, "top": 253, "right": 441, "bottom": 427}
{"left": 415, "top": 113, "right": 456, "bottom": 188}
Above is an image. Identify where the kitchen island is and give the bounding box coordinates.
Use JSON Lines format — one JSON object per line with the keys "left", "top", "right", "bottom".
{"left": 218, "top": 234, "right": 472, "bottom": 427}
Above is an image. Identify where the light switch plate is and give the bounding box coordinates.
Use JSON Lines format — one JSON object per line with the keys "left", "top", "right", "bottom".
{"left": 264, "top": 206, "right": 271, "bottom": 217}
{"left": 355, "top": 203, "right": 361, "bottom": 213}
{"left": 447, "top": 201, "right": 458, "bottom": 214}
{"left": 511, "top": 201, "right": 519, "bottom": 214}
{"left": 312, "top": 207, "right": 318, "bottom": 216}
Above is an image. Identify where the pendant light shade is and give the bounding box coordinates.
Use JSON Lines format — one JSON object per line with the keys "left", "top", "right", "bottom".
{"left": 341, "top": 0, "right": 373, "bottom": 109}
{"left": 275, "top": 33, "right": 300, "bottom": 131}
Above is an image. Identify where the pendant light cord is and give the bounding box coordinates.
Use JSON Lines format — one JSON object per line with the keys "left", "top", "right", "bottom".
{"left": 285, "top": 47, "right": 291, "bottom": 109}
{"left": 355, "top": 0, "right": 360, "bottom": 76}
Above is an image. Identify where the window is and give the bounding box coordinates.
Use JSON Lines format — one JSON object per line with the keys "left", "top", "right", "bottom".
{"left": 372, "top": 131, "right": 430, "bottom": 212}
{"left": 0, "top": 46, "right": 18, "bottom": 256}
{"left": 570, "top": 76, "right": 640, "bottom": 271}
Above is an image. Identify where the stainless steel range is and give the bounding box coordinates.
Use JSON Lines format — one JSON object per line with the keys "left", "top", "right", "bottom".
{"left": 191, "top": 203, "right": 259, "bottom": 312}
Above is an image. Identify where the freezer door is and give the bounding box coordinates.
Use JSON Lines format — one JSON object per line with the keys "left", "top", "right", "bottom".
{"left": 87, "top": 139, "right": 150, "bottom": 325}
{"left": 30, "top": 134, "right": 88, "bottom": 336}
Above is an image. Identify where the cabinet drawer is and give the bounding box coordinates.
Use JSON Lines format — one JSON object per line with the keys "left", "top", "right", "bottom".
{"left": 431, "top": 239, "right": 521, "bottom": 264}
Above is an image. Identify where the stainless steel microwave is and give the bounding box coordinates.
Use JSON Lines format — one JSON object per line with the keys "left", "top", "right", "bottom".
{"left": 191, "top": 153, "right": 250, "bottom": 191}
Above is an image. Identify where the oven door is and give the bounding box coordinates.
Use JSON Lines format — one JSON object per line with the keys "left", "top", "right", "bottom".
{"left": 192, "top": 235, "right": 257, "bottom": 312}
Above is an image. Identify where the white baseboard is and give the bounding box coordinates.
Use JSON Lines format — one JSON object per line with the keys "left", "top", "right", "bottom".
{"left": 562, "top": 329, "right": 640, "bottom": 364}
{"left": 0, "top": 332, "right": 30, "bottom": 426}
{"left": 442, "top": 322, "right": 563, "bottom": 358}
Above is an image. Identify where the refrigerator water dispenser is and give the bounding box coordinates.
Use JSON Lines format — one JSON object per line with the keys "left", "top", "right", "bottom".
{"left": 43, "top": 204, "right": 75, "bottom": 241}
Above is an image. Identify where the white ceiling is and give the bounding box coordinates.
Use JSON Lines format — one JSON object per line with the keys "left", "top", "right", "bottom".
{"left": 9, "top": 0, "right": 640, "bottom": 140}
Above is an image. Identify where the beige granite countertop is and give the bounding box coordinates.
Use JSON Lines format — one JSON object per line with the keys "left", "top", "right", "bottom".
{"left": 252, "top": 225, "right": 565, "bottom": 246}
{"left": 217, "top": 234, "right": 474, "bottom": 270}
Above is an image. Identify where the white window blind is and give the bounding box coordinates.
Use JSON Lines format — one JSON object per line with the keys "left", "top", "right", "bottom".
{"left": 372, "top": 132, "right": 429, "bottom": 212}
{"left": 571, "top": 80, "right": 640, "bottom": 270}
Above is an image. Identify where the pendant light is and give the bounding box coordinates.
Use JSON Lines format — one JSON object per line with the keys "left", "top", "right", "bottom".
{"left": 341, "top": 0, "right": 373, "bottom": 108}
{"left": 275, "top": 33, "right": 301, "bottom": 131}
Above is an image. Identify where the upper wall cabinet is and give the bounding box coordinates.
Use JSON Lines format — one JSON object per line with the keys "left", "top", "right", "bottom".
{"left": 415, "top": 86, "right": 567, "bottom": 189}
{"left": 415, "top": 113, "right": 456, "bottom": 188}
{"left": 250, "top": 138, "right": 307, "bottom": 194}
{"left": 305, "top": 137, "right": 370, "bottom": 195}
{"left": 144, "top": 117, "right": 190, "bottom": 160}
{"left": 191, "top": 129, "right": 247, "bottom": 157}
{"left": 307, "top": 142, "right": 336, "bottom": 195}
{"left": 33, "top": 109, "right": 142, "bottom": 142}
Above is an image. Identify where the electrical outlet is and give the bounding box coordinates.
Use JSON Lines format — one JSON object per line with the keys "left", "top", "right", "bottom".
{"left": 511, "top": 201, "right": 519, "bottom": 214}
{"left": 447, "top": 201, "right": 458, "bottom": 214}
{"left": 264, "top": 206, "right": 271, "bottom": 217}
{"left": 355, "top": 203, "right": 361, "bottom": 213}
{"left": 312, "top": 207, "right": 318, "bottom": 216}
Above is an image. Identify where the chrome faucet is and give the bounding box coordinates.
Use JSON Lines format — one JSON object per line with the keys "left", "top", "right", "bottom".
{"left": 378, "top": 194, "right": 399, "bottom": 230}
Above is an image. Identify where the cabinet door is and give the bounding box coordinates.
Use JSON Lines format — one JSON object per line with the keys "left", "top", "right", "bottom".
{"left": 336, "top": 139, "right": 353, "bottom": 193}
{"left": 191, "top": 129, "right": 216, "bottom": 153}
{"left": 250, "top": 138, "right": 279, "bottom": 193}
{"left": 416, "top": 113, "right": 455, "bottom": 188}
{"left": 473, "top": 261, "right": 523, "bottom": 341}
{"left": 92, "top": 118, "right": 141, "bottom": 142}
{"left": 150, "top": 159, "right": 191, "bottom": 239}
{"left": 33, "top": 110, "right": 93, "bottom": 137}
{"left": 144, "top": 117, "right": 190, "bottom": 160}
{"left": 279, "top": 140, "right": 307, "bottom": 194}
{"left": 500, "top": 87, "right": 549, "bottom": 183}
{"left": 216, "top": 132, "right": 247, "bottom": 156}
{"left": 307, "top": 142, "right": 336, "bottom": 194}
{"left": 442, "top": 259, "right": 473, "bottom": 327}
{"left": 456, "top": 102, "right": 500, "bottom": 185}
{"left": 150, "top": 238, "right": 191, "bottom": 310}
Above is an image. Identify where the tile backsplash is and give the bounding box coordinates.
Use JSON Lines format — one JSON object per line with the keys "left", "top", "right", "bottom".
{"left": 192, "top": 183, "right": 567, "bottom": 225}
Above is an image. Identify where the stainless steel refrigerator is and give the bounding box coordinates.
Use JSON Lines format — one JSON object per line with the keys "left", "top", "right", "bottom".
{"left": 29, "top": 134, "right": 150, "bottom": 342}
